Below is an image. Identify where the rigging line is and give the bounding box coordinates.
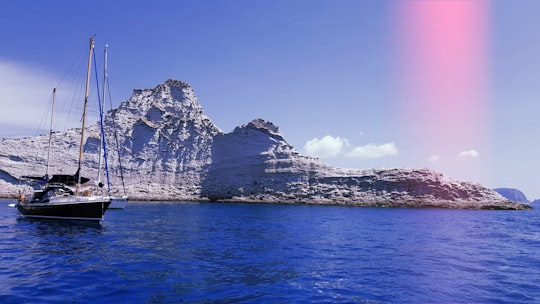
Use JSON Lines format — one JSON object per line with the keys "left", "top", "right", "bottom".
{"left": 55, "top": 44, "right": 87, "bottom": 132}
{"left": 54, "top": 45, "right": 86, "bottom": 90}
{"left": 34, "top": 89, "right": 56, "bottom": 137}
{"left": 59, "top": 54, "right": 88, "bottom": 133}
{"left": 93, "top": 50, "right": 111, "bottom": 192}
{"left": 106, "top": 76, "right": 127, "bottom": 195}
{"left": 45, "top": 88, "right": 56, "bottom": 178}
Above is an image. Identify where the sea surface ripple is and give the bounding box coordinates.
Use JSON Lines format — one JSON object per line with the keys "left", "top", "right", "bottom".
{"left": 1, "top": 200, "right": 539, "bottom": 303}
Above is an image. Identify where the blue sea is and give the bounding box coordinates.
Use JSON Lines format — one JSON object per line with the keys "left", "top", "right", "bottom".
{"left": 1, "top": 200, "right": 539, "bottom": 303}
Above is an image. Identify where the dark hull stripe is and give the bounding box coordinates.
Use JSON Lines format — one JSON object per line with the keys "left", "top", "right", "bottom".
{"left": 17, "top": 201, "right": 110, "bottom": 221}
{"left": 19, "top": 214, "right": 104, "bottom": 221}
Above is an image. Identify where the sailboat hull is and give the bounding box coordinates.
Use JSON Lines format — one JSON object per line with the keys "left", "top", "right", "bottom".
{"left": 17, "top": 197, "right": 111, "bottom": 221}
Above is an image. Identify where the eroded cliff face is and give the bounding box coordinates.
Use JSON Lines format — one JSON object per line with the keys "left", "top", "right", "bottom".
{"left": 199, "top": 119, "right": 528, "bottom": 209}
{"left": 102, "top": 79, "right": 220, "bottom": 198}
{"left": 0, "top": 79, "right": 531, "bottom": 209}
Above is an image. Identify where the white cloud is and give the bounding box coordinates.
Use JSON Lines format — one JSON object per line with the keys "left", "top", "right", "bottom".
{"left": 428, "top": 155, "right": 441, "bottom": 162}
{"left": 458, "top": 149, "right": 479, "bottom": 159}
{"left": 0, "top": 60, "right": 57, "bottom": 129}
{"left": 303, "top": 135, "right": 349, "bottom": 158}
{"left": 0, "top": 60, "right": 95, "bottom": 137}
{"left": 347, "top": 142, "right": 398, "bottom": 158}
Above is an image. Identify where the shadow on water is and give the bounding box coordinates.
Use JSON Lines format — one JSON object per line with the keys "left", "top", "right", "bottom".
{"left": 12, "top": 217, "right": 106, "bottom": 262}
{"left": 16, "top": 216, "right": 104, "bottom": 236}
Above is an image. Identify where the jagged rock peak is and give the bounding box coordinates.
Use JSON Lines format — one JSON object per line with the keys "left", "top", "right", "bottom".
{"left": 234, "top": 119, "right": 281, "bottom": 137}
{"left": 126, "top": 79, "right": 200, "bottom": 112}
{"left": 113, "top": 78, "right": 221, "bottom": 134}
{"left": 135, "top": 78, "right": 192, "bottom": 92}
{"left": 164, "top": 78, "right": 191, "bottom": 88}
{"left": 156, "top": 79, "right": 195, "bottom": 97}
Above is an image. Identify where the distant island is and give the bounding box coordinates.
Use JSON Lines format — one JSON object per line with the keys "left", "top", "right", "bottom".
{"left": 0, "top": 79, "right": 531, "bottom": 210}
{"left": 494, "top": 188, "right": 540, "bottom": 205}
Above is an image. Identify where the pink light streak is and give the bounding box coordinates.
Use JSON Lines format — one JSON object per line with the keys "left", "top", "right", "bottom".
{"left": 394, "top": 0, "right": 491, "bottom": 158}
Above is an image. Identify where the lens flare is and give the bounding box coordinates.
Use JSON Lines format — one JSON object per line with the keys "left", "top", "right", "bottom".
{"left": 393, "top": 0, "right": 491, "bottom": 178}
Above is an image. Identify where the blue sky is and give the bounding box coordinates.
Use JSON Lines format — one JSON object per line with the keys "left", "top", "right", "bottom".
{"left": 1, "top": 0, "right": 539, "bottom": 200}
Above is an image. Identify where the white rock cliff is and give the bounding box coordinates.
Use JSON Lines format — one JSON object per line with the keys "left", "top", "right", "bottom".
{"left": 0, "top": 79, "right": 531, "bottom": 210}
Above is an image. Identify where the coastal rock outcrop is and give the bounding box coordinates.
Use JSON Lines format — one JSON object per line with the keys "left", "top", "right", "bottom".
{"left": 493, "top": 188, "right": 530, "bottom": 204}
{"left": 0, "top": 79, "right": 531, "bottom": 210}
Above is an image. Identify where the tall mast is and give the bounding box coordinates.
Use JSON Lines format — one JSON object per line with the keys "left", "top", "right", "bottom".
{"left": 45, "top": 87, "right": 56, "bottom": 178}
{"left": 98, "top": 44, "right": 112, "bottom": 192}
{"left": 77, "top": 37, "right": 94, "bottom": 188}
{"left": 97, "top": 45, "right": 107, "bottom": 185}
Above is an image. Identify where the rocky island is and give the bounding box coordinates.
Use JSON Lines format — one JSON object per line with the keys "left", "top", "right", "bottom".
{"left": 0, "top": 79, "right": 531, "bottom": 210}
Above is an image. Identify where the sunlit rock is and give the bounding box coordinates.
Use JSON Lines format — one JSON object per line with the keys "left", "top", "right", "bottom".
{"left": 0, "top": 79, "right": 531, "bottom": 210}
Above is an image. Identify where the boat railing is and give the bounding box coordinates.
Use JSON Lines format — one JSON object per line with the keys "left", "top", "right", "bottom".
{"left": 48, "top": 182, "right": 67, "bottom": 188}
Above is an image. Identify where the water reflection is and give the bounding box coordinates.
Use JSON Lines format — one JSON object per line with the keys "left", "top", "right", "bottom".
{"left": 17, "top": 216, "right": 103, "bottom": 230}
{"left": 14, "top": 217, "right": 103, "bottom": 257}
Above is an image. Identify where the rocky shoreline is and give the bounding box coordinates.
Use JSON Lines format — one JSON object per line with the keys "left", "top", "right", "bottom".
{"left": 0, "top": 79, "right": 532, "bottom": 211}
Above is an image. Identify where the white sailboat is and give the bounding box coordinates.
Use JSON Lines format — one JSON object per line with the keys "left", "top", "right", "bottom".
{"left": 16, "top": 37, "right": 112, "bottom": 221}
